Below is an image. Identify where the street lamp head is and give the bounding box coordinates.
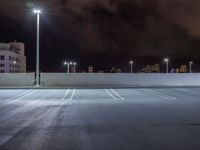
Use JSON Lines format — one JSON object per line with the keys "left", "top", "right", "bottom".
{"left": 13, "top": 61, "right": 17, "bottom": 64}
{"left": 190, "top": 61, "right": 193, "bottom": 65}
{"left": 64, "top": 61, "right": 67, "bottom": 65}
{"left": 129, "top": 61, "right": 133, "bottom": 64}
{"left": 73, "top": 62, "right": 77, "bottom": 65}
{"left": 33, "top": 9, "right": 41, "bottom": 14}
{"left": 70, "top": 62, "right": 73, "bottom": 65}
{"left": 164, "top": 58, "right": 169, "bottom": 62}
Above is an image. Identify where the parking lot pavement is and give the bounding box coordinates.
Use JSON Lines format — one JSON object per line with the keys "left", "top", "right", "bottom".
{"left": 0, "top": 88, "right": 200, "bottom": 150}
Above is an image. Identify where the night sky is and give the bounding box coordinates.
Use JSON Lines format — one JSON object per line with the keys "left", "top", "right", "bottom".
{"left": 0, "top": 0, "right": 200, "bottom": 72}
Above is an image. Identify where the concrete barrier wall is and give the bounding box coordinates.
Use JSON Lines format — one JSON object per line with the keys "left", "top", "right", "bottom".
{"left": 0, "top": 73, "right": 35, "bottom": 86}
{"left": 41, "top": 73, "right": 200, "bottom": 87}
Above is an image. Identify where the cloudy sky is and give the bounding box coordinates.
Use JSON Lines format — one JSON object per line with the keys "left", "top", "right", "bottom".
{"left": 0, "top": 0, "right": 200, "bottom": 71}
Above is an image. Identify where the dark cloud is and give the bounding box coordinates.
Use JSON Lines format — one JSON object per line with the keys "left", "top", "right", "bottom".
{"left": 0, "top": 0, "right": 200, "bottom": 60}
{"left": 157, "top": 0, "right": 200, "bottom": 37}
{"left": 1, "top": 0, "right": 199, "bottom": 36}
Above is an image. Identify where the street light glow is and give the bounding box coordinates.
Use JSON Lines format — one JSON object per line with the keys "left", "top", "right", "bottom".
{"left": 129, "top": 60, "right": 134, "bottom": 73}
{"left": 189, "top": 61, "right": 194, "bottom": 73}
{"left": 129, "top": 61, "right": 133, "bottom": 64}
{"left": 164, "top": 58, "right": 169, "bottom": 73}
{"left": 64, "top": 61, "right": 67, "bottom": 65}
{"left": 33, "top": 9, "right": 41, "bottom": 14}
{"left": 164, "top": 58, "right": 169, "bottom": 62}
{"left": 63, "top": 61, "right": 75, "bottom": 73}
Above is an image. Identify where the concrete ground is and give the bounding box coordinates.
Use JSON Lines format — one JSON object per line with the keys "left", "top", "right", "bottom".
{"left": 0, "top": 88, "right": 200, "bottom": 150}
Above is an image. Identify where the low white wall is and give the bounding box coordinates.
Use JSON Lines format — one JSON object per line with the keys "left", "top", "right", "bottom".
{"left": 40, "top": 73, "right": 200, "bottom": 87}
{"left": 0, "top": 73, "right": 35, "bottom": 86}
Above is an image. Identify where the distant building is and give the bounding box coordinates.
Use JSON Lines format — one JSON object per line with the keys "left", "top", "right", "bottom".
{"left": 110, "top": 67, "right": 122, "bottom": 73}
{"left": 155, "top": 64, "right": 160, "bottom": 72}
{"left": 170, "top": 68, "right": 176, "bottom": 73}
{"left": 0, "top": 41, "right": 26, "bottom": 73}
{"left": 110, "top": 67, "right": 116, "bottom": 73}
{"left": 116, "top": 68, "right": 122, "bottom": 73}
{"left": 141, "top": 65, "right": 151, "bottom": 73}
{"left": 88, "top": 65, "right": 94, "bottom": 73}
{"left": 176, "top": 68, "right": 180, "bottom": 73}
{"left": 151, "top": 64, "right": 160, "bottom": 73}
{"left": 141, "top": 64, "right": 160, "bottom": 73}
{"left": 180, "top": 65, "right": 187, "bottom": 73}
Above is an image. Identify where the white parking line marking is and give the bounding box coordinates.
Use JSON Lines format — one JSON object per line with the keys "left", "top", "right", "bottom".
{"left": 141, "top": 89, "right": 170, "bottom": 100}
{"left": 105, "top": 89, "right": 117, "bottom": 100}
{"left": 147, "top": 89, "right": 176, "bottom": 100}
{"left": 6, "top": 90, "right": 37, "bottom": 102}
{"left": 69, "top": 89, "right": 76, "bottom": 100}
{"left": 5, "top": 90, "right": 33, "bottom": 101}
{"left": 62, "top": 89, "right": 70, "bottom": 100}
{"left": 111, "top": 89, "right": 125, "bottom": 100}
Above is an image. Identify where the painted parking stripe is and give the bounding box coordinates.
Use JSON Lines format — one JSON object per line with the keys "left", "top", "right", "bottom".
{"left": 141, "top": 89, "right": 170, "bottom": 100}
{"left": 111, "top": 89, "right": 125, "bottom": 100}
{"left": 147, "top": 89, "right": 176, "bottom": 100}
{"left": 105, "top": 89, "right": 125, "bottom": 100}
{"left": 62, "top": 89, "right": 70, "bottom": 100}
{"left": 6, "top": 90, "right": 37, "bottom": 102}
{"left": 63, "top": 89, "right": 76, "bottom": 100}
{"left": 5, "top": 90, "right": 33, "bottom": 101}
{"left": 105, "top": 89, "right": 117, "bottom": 100}
{"left": 69, "top": 89, "right": 76, "bottom": 100}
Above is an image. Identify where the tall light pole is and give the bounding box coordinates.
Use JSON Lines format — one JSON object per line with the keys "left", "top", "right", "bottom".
{"left": 73, "top": 62, "right": 77, "bottom": 73}
{"left": 189, "top": 61, "right": 193, "bottom": 73}
{"left": 33, "top": 9, "right": 41, "bottom": 86}
{"left": 64, "top": 61, "right": 73, "bottom": 74}
{"left": 13, "top": 61, "right": 17, "bottom": 73}
{"left": 164, "top": 58, "right": 169, "bottom": 73}
{"left": 64, "top": 61, "right": 67, "bottom": 73}
{"left": 129, "top": 61, "right": 134, "bottom": 73}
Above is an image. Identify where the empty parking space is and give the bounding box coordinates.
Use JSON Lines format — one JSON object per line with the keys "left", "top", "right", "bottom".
{"left": 0, "top": 88, "right": 200, "bottom": 150}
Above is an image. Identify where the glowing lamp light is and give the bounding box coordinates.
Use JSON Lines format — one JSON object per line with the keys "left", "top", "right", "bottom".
{"left": 164, "top": 58, "right": 169, "bottom": 62}
{"left": 64, "top": 61, "right": 67, "bottom": 65}
{"left": 129, "top": 61, "right": 134, "bottom": 64}
{"left": 33, "top": 9, "right": 41, "bottom": 14}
